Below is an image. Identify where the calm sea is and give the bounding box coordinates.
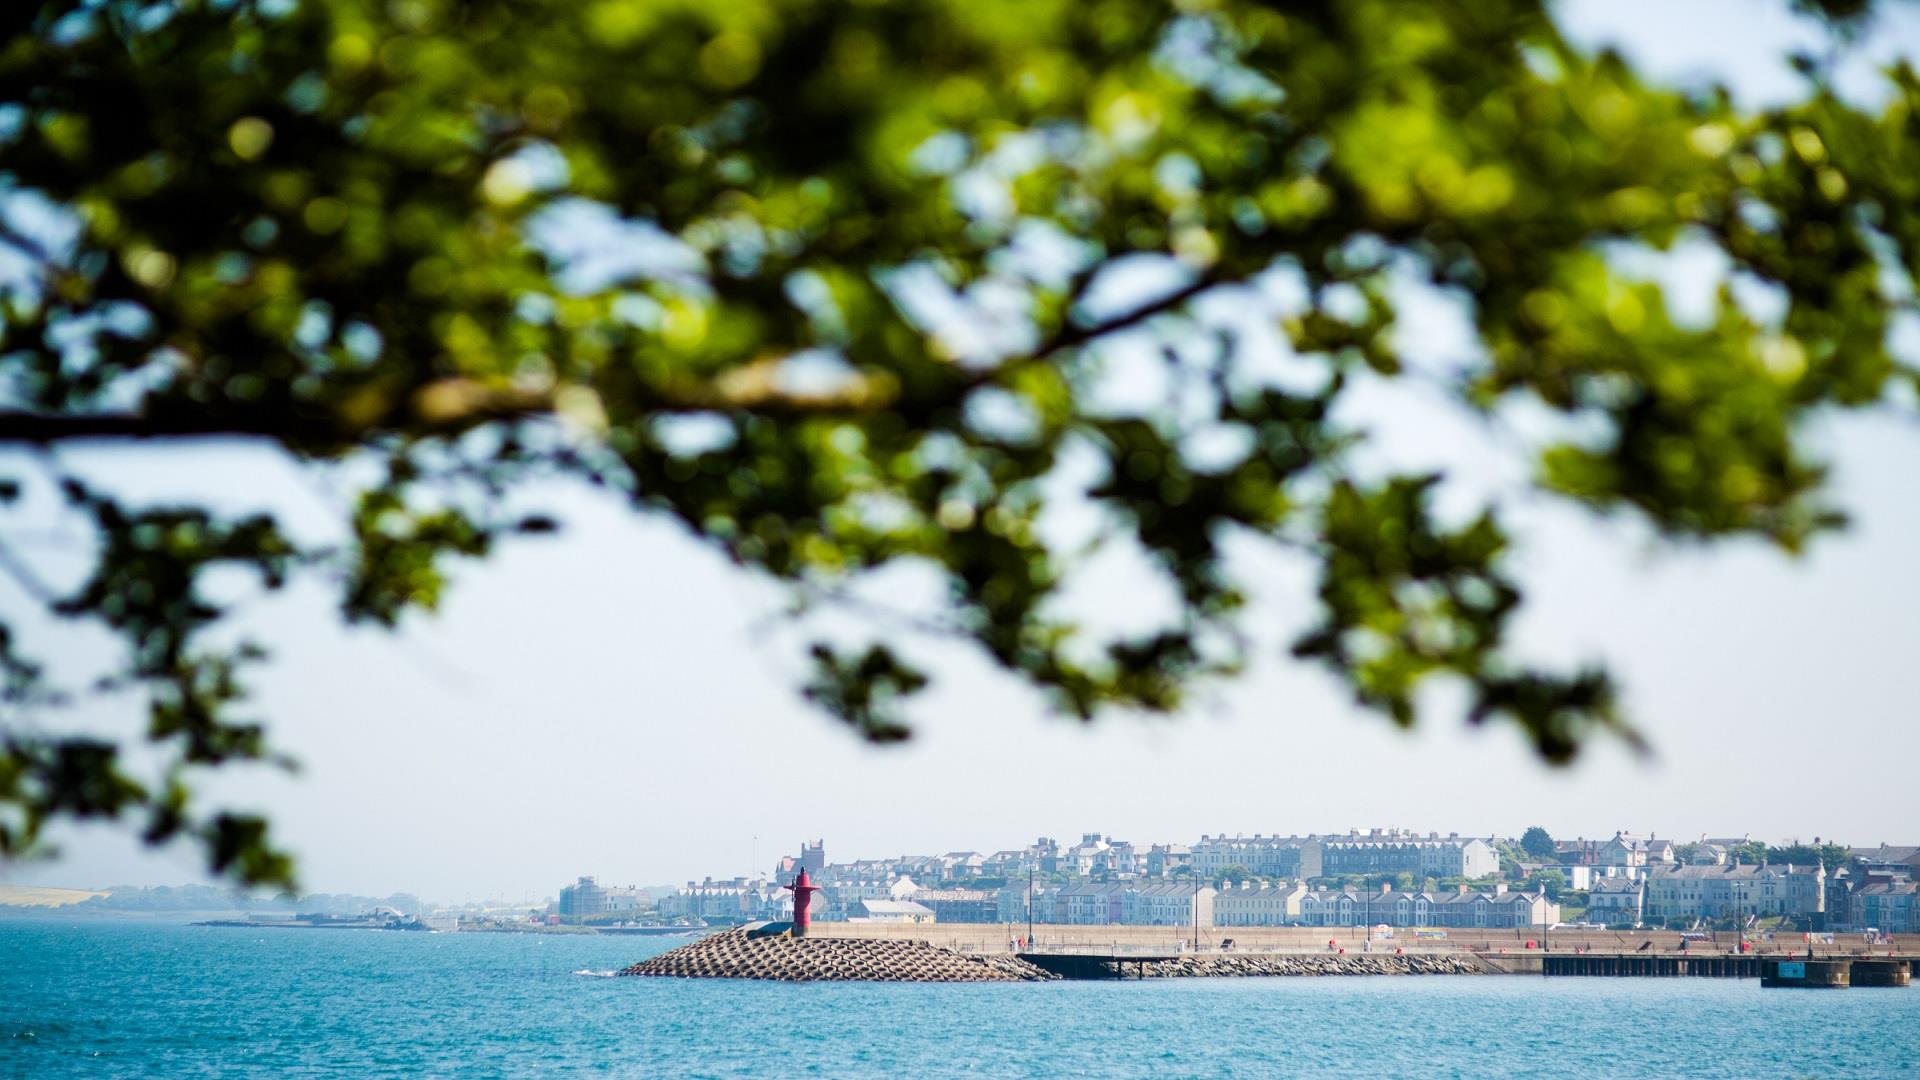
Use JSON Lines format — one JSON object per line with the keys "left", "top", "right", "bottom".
{"left": 2, "top": 920, "right": 1916, "bottom": 1077}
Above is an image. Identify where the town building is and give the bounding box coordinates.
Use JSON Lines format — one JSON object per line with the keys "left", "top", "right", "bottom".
{"left": 1213, "top": 881, "right": 1307, "bottom": 926}
{"left": 1120, "top": 884, "right": 1216, "bottom": 927}
{"left": 1849, "top": 845, "right": 1920, "bottom": 876}
{"left": 657, "top": 877, "right": 786, "bottom": 922}
{"left": 938, "top": 852, "right": 987, "bottom": 881}
{"left": 1519, "top": 862, "right": 1596, "bottom": 891}
{"left": 557, "top": 876, "right": 607, "bottom": 917}
{"left": 1642, "top": 864, "right": 1824, "bottom": 924}
{"left": 981, "top": 849, "right": 1030, "bottom": 879}
{"left": 1192, "top": 835, "right": 1320, "bottom": 879}
{"left": 851, "top": 899, "right": 936, "bottom": 924}
{"left": 554, "top": 877, "right": 644, "bottom": 918}
{"left": 1065, "top": 834, "right": 1113, "bottom": 875}
{"left": 774, "top": 839, "right": 827, "bottom": 881}
{"left": 819, "top": 876, "right": 919, "bottom": 920}
{"left": 1849, "top": 883, "right": 1917, "bottom": 934}
{"left": 1830, "top": 847, "right": 1913, "bottom": 921}
{"left": 911, "top": 888, "right": 1000, "bottom": 923}
{"left": 1295, "top": 884, "right": 1557, "bottom": 929}
{"left": 897, "top": 855, "right": 947, "bottom": 882}
{"left": 1593, "top": 832, "right": 1677, "bottom": 870}
{"left": 1690, "top": 844, "right": 1731, "bottom": 866}
{"left": 978, "top": 838, "right": 1061, "bottom": 879}
{"left": 1552, "top": 833, "right": 1675, "bottom": 879}
{"left": 1146, "top": 844, "right": 1193, "bottom": 878}
{"left": 1554, "top": 838, "right": 1601, "bottom": 865}
{"left": 1060, "top": 881, "right": 1129, "bottom": 924}
{"left": 997, "top": 883, "right": 1063, "bottom": 923}
{"left": 1316, "top": 831, "right": 1498, "bottom": 880}
{"left": 1551, "top": 865, "right": 1595, "bottom": 891}
{"left": 1094, "top": 841, "right": 1142, "bottom": 878}
{"left": 1586, "top": 876, "right": 1645, "bottom": 927}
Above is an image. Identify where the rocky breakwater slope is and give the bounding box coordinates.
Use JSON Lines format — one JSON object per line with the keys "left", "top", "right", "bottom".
{"left": 1112, "top": 953, "right": 1484, "bottom": 978}
{"left": 620, "top": 929, "right": 1059, "bottom": 982}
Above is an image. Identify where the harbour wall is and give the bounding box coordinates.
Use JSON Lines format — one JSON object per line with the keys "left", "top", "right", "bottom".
{"left": 814, "top": 921, "right": 1919, "bottom": 958}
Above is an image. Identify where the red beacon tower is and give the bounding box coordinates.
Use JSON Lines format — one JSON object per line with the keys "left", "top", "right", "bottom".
{"left": 781, "top": 869, "right": 823, "bottom": 937}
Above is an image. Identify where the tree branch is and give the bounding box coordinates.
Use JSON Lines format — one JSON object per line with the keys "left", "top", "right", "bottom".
{"left": 0, "top": 412, "right": 289, "bottom": 442}
{"left": 0, "top": 538, "right": 58, "bottom": 604}
{"left": 0, "top": 384, "right": 551, "bottom": 447}
{"left": 1030, "top": 270, "right": 1226, "bottom": 361}
{"left": 0, "top": 274, "right": 1230, "bottom": 444}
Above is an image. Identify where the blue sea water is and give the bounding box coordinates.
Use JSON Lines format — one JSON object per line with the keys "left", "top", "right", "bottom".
{"left": 2, "top": 920, "right": 1916, "bottom": 1077}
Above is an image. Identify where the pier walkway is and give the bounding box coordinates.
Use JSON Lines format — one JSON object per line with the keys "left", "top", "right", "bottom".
{"left": 1012, "top": 946, "right": 1918, "bottom": 982}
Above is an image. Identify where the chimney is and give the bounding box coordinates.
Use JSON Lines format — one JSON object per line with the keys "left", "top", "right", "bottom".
{"left": 1495, "top": 883, "right": 1508, "bottom": 895}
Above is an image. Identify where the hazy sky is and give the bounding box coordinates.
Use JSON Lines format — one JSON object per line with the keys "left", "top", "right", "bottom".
{"left": 5, "top": 1, "right": 1919, "bottom": 903}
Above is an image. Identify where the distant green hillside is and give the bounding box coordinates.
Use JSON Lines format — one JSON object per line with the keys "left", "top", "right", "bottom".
{"left": 0, "top": 884, "right": 421, "bottom": 915}
{"left": 0, "top": 885, "right": 110, "bottom": 908}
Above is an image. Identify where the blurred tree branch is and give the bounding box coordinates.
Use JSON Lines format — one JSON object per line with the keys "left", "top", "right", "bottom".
{"left": 2, "top": 0, "right": 1915, "bottom": 886}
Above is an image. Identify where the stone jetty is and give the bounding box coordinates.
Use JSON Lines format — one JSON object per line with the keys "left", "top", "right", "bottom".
{"left": 619, "top": 928, "right": 1058, "bottom": 982}
{"left": 1038, "top": 952, "right": 1487, "bottom": 979}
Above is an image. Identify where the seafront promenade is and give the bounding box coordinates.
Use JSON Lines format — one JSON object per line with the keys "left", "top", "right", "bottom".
{"left": 815, "top": 921, "right": 1920, "bottom": 959}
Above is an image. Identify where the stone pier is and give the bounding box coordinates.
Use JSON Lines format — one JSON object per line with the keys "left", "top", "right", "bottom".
{"left": 619, "top": 928, "right": 1058, "bottom": 982}
{"left": 1022, "top": 951, "right": 1486, "bottom": 979}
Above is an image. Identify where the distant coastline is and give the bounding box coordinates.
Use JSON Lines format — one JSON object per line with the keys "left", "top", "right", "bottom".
{"left": 193, "top": 916, "right": 432, "bottom": 932}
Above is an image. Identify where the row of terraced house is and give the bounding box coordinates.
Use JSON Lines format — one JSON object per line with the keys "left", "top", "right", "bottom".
{"left": 1547, "top": 846, "right": 1920, "bottom": 931}
{"left": 635, "top": 835, "right": 1916, "bottom": 930}
{"left": 1019, "top": 879, "right": 1559, "bottom": 929}
{"left": 775, "top": 830, "right": 1501, "bottom": 888}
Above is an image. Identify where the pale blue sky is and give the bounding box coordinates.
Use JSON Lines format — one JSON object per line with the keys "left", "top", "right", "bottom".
{"left": 3, "top": 1, "right": 1918, "bottom": 902}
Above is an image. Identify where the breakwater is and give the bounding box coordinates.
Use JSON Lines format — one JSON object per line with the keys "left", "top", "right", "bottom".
{"left": 1022, "top": 951, "right": 1485, "bottom": 980}
{"left": 619, "top": 928, "right": 1058, "bottom": 982}
{"left": 622, "top": 926, "right": 1917, "bottom": 986}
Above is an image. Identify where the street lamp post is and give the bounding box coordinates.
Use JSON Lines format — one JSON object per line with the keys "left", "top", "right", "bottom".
{"left": 1026, "top": 865, "right": 1035, "bottom": 950}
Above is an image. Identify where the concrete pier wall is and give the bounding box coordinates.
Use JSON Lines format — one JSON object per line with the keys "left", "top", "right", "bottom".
{"left": 1761, "top": 959, "right": 1852, "bottom": 988}
{"left": 1851, "top": 960, "right": 1912, "bottom": 988}
{"left": 1022, "top": 952, "right": 1486, "bottom": 980}
{"left": 1545, "top": 955, "right": 1763, "bottom": 978}
{"left": 814, "top": 922, "right": 1919, "bottom": 958}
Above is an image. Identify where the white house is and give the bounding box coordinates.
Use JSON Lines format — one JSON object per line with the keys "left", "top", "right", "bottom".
{"left": 1066, "top": 834, "right": 1112, "bottom": 875}
{"left": 1587, "top": 876, "right": 1645, "bottom": 927}
{"left": 851, "top": 899, "right": 936, "bottom": 924}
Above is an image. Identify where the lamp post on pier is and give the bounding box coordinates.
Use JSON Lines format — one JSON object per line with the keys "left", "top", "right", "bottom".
{"left": 1364, "top": 875, "right": 1372, "bottom": 951}
{"left": 1026, "top": 865, "right": 1035, "bottom": 951}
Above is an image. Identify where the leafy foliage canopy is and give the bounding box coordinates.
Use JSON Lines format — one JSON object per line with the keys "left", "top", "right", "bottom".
{"left": 1, "top": 0, "right": 1916, "bottom": 885}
